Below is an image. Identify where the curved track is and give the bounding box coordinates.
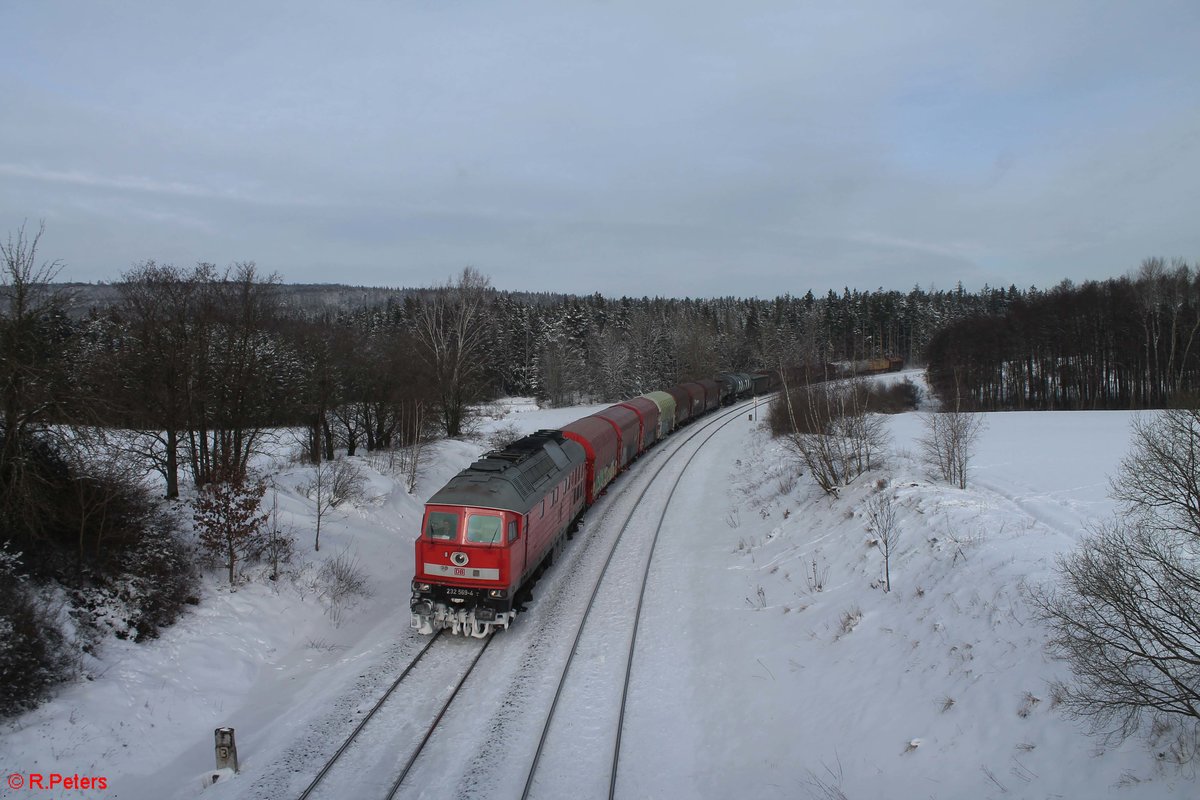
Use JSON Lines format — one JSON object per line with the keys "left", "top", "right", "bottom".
{"left": 295, "top": 396, "right": 764, "bottom": 800}
{"left": 519, "top": 398, "right": 762, "bottom": 800}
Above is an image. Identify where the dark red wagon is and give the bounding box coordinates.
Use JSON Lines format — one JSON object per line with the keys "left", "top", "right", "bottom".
{"left": 593, "top": 405, "right": 641, "bottom": 469}
{"left": 560, "top": 416, "right": 620, "bottom": 505}
{"left": 681, "top": 382, "right": 706, "bottom": 417}
{"left": 665, "top": 385, "right": 693, "bottom": 426}
{"left": 616, "top": 396, "right": 661, "bottom": 451}
{"left": 696, "top": 378, "right": 720, "bottom": 412}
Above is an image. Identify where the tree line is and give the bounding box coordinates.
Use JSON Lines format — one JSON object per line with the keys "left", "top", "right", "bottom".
{"left": 926, "top": 259, "right": 1200, "bottom": 410}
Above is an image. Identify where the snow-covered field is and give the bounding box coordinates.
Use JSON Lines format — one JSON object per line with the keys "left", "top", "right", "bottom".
{"left": 2, "top": 374, "right": 1196, "bottom": 799}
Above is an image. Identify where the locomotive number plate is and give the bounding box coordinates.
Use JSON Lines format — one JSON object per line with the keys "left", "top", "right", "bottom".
{"left": 445, "top": 586, "right": 476, "bottom": 597}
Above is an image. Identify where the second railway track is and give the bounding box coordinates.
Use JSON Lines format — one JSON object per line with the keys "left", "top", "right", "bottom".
{"left": 296, "top": 397, "right": 763, "bottom": 800}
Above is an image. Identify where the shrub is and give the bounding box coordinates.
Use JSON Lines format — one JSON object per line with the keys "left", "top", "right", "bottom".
{"left": 316, "top": 548, "right": 372, "bottom": 626}
{"left": 868, "top": 378, "right": 920, "bottom": 414}
{"left": 486, "top": 422, "right": 523, "bottom": 451}
{"left": 772, "top": 379, "right": 890, "bottom": 494}
{"left": 324, "top": 459, "right": 367, "bottom": 508}
{"left": 120, "top": 514, "right": 198, "bottom": 640}
{"left": 0, "top": 550, "right": 71, "bottom": 717}
{"left": 194, "top": 473, "right": 270, "bottom": 586}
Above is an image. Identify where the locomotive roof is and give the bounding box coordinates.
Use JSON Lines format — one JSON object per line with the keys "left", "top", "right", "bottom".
{"left": 426, "top": 429, "right": 585, "bottom": 514}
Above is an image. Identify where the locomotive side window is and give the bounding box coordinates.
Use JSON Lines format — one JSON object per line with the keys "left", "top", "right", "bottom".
{"left": 508, "top": 520, "right": 518, "bottom": 543}
{"left": 426, "top": 511, "right": 459, "bottom": 541}
{"left": 466, "top": 514, "right": 503, "bottom": 544}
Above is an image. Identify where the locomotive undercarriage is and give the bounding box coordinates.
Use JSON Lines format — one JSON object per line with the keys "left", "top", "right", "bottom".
{"left": 410, "top": 598, "right": 515, "bottom": 638}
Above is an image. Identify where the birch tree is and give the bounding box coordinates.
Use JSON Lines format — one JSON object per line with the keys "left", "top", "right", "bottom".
{"left": 412, "top": 267, "right": 493, "bottom": 436}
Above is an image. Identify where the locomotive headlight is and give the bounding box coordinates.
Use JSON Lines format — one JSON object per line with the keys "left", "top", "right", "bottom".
{"left": 413, "top": 582, "right": 431, "bottom": 592}
{"left": 488, "top": 589, "right": 507, "bottom": 599}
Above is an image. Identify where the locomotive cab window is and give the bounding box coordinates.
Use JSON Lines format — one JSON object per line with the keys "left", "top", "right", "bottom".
{"left": 466, "top": 514, "right": 503, "bottom": 544}
{"left": 426, "top": 511, "right": 459, "bottom": 541}
{"left": 508, "top": 520, "right": 518, "bottom": 543}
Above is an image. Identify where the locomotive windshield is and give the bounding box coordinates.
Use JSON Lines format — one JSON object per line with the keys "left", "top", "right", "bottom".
{"left": 466, "top": 514, "right": 503, "bottom": 544}
{"left": 425, "top": 511, "right": 460, "bottom": 541}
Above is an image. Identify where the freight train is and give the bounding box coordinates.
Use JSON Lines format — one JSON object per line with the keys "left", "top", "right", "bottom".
{"left": 410, "top": 372, "right": 777, "bottom": 637}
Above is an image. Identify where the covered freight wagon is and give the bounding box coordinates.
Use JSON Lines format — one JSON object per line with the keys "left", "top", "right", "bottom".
{"left": 640, "top": 391, "right": 676, "bottom": 437}
{"left": 681, "top": 382, "right": 706, "bottom": 417}
{"left": 593, "top": 405, "right": 641, "bottom": 469}
{"left": 616, "top": 396, "right": 661, "bottom": 451}
{"left": 665, "top": 385, "right": 693, "bottom": 426}
{"left": 696, "top": 378, "right": 720, "bottom": 412}
{"left": 559, "top": 417, "right": 620, "bottom": 505}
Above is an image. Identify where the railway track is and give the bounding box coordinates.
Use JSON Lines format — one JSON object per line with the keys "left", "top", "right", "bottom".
{"left": 519, "top": 398, "right": 761, "bottom": 800}
{"left": 295, "top": 631, "right": 491, "bottom": 800}
{"left": 294, "top": 397, "right": 762, "bottom": 799}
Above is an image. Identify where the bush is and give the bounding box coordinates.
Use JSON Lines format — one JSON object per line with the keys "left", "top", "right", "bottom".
{"left": 486, "top": 422, "right": 523, "bottom": 451}
{"left": 0, "top": 550, "right": 71, "bottom": 718}
{"left": 0, "top": 429, "right": 198, "bottom": 712}
{"left": 771, "top": 379, "right": 890, "bottom": 494}
{"left": 768, "top": 378, "right": 916, "bottom": 438}
{"left": 868, "top": 378, "right": 920, "bottom": 414}
{"left": 120, "top": 514, "right": 198, "bottom": 640}
{"left": 325, "top": 459, "right": 367, "bottom": 508}
{"left": 316, "top": 548, "right": 372, "bottom": 626}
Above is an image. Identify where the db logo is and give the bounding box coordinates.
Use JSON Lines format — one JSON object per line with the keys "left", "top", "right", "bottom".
{"left": 454, "top": 567, "right": 466, "bottom": 576}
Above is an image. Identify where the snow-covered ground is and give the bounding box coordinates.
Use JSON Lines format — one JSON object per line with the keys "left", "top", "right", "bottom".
{"left": 2, "top": 376, "right": 1196, "bottom": 799}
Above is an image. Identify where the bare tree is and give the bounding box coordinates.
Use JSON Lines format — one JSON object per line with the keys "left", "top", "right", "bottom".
{"left": 185, "top": 263, "right": 292, "bottom": 485}
{"left": 777, "top": 374, "right": 888, "bottom": 494}
{"left": 305, "top": 458, "right": 366, "bottom": 552}
{"left": 865, "top": 491, "right": 900, "bottom": 592}
{"left": 1029, "top": 521, "right": 1200, "bottom": 738}
{"left": 114, "top": 261, "right": 199, "bottom": 497}
{"left": 412, "top": 267, "right": 494, "bottom": 436}
{"left": 1029, "top": 405, "right": 1200, "bottom": 742}
{"left": 919, "top": 410, "right": 984, "bottom": 489}
{"left": 1110, "top": 408, "right": 1200, "bottom": 539}
{"left": 0, "top": 222, "right": 67, "bottom": 465}
{"left": 0, "top": 222, "right": 75, "bottom": 544}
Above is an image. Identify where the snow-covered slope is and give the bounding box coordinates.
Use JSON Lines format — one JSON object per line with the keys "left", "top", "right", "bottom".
{"left": 1, "top": 383, "right": 1194, "bottom": 799}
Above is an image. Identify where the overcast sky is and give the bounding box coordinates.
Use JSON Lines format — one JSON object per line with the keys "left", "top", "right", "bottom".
{"left": 2, "top": 1, "right": 1198, "bottom": 298}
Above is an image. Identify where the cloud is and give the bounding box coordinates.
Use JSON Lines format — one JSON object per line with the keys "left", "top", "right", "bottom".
{"left": 1, "top": 1, "right": 1198, "bottom": 294}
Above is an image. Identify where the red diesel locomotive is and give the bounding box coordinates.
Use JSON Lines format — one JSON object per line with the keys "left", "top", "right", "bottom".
{"left": 411, "top": 372, "right": 778, "bottom": 637}
{"left": 410, "top": 430, "right": 585, "bottom": 637}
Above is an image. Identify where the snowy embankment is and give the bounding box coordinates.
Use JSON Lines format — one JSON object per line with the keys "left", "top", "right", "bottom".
{"left": 1, "top": 382, "right": 1196, "bottom": 799}
{"left": 621, "top": 402, "right": 1191, "bottom": 799}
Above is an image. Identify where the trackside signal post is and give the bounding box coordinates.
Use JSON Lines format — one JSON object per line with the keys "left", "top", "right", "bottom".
{"left": 214, "top": 727, "right": 239, "bottom": 773}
